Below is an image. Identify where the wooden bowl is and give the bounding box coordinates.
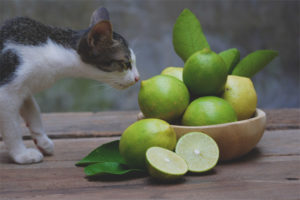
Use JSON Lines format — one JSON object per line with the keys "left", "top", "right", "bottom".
{"left": 171, "top": 109, "right": 266, "bottom": 161}
{"left": 137, "top": 109, "right": 266, "bottom": 161}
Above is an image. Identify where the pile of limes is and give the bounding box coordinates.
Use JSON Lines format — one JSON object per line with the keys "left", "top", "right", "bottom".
{"left": 121, "top": 47, "right": 257, "bottom": 181}
{"left": 119, "top": 8, "right": 277, "bottom": 181}
{"left": 140, "top": 48, "right": 257, "bottom": 126}
{"left": 119, "top": 119, "right": 219, "bottom": 181}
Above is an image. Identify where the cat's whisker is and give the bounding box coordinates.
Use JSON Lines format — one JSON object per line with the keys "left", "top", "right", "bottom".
{"left": 132, "top": 49, "right": 141, "bottom": 56}
{"left": 89, "top": 83, "right": 106, "bottom": 90}
{"left": 130, "top": 37, "right": 140, "bottom": 49}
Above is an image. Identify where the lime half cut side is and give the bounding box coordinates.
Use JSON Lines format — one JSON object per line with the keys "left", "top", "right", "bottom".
{"left": 146, "top": 147, "right": 188, "bottom": 181}
{"left": 175, "top": 132, "right": 219, "bottom": 173}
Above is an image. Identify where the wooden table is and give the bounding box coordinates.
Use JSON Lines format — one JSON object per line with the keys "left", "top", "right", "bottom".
{"left": 0, "top": 109, "right": 299, "bottom": 200}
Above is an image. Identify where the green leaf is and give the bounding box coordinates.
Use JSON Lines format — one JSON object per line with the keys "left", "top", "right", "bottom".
{"left": 84, "top": 162, "right": 144, "bottom": 177}
{"left": 76, "top": 140, "right": 126, "bottom": 166}
{"left": 219, "top": 48, "right": 240, "bottom": 74}
{"left": 173, "top": 8, "right": 210, "bottom": 62}
{"left": 231, "top": 50, "right": 278, "bottom": 78}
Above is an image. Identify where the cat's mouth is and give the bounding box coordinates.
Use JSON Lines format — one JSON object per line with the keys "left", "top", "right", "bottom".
{"left": 111, "top": 82, "right": 135, "bottom": 90}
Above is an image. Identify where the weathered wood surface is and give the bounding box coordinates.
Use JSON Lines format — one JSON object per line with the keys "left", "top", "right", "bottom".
{"left": 0, "top": 129, "right": 299, "bottom": 200}
{"left": 1, "top": 111, "right": 139, "bottom": 140}
{"left": 265, "top": 109, "right": 300, "bottom": 130}
{"left": 0, "top": 109, "right": 299, "bottom": 200}
{"left": 0, "top": 109, "right": 298, "bottom": 140}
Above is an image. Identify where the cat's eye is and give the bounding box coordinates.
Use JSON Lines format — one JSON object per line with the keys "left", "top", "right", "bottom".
{"left": 122, "top": 62, "right": 132, "bottom": 70}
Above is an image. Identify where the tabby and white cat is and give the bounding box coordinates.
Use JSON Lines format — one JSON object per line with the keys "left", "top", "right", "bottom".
{"left": 0, "top": 7, "right": 139, "bottom": 164}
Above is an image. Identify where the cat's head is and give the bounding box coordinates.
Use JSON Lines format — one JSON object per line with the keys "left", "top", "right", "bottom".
{"left": 77, "top": 7, "right": 139, "bottom": 89}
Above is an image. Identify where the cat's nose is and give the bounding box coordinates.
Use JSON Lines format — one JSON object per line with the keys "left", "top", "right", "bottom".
{"left": 135, "top": 76, "right": 140, "bottom": 82}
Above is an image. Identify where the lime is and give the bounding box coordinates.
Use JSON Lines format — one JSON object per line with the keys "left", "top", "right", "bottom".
{"left": 146, "top": 147, "right": 188, "bottom": 181}
{"left": 222, "top": 75, "right": 257, "bottom": 120}
{"left": 138, "top": 75, "right": 190, "bottom": 122}
{"left": 183, "top": 48, "right": 227, "bottom": 96}
{"left": 161, "top": 66, "right": 183, "bottom": 81}
{"left": 175, "top": 132, "right": 219, "bottom": 172}
{"left": 119, "top": 119, "right": 177, "bottom": 169}
{"left": 182, "top": 96, "right": 237, "bottom": 126}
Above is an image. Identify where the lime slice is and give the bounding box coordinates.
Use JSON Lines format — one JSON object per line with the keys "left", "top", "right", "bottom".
{"left": 146, "top": 147, "right": 188, "bottom": 181}
{"left": 175, "top": 132, "right": 219, "bottom": 173}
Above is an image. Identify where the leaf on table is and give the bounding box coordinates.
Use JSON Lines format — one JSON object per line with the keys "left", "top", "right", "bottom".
{"left": 173, "top": 8, "right": 210, "bottom": 62}
{"left": 76, "top": 140, "right": 126, "bottom": 166}
{"left": 231, "top": 50, "right": 278, "bottom": 78}
{"left": 219, "top": 48, "right": 240, "bottom": 74}
{"left": 84, "top": 162, "right": 144, "bottom": 177}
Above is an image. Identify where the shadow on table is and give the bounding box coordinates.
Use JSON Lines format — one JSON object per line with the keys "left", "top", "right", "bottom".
{"left": 185, "top": 168, "right": 217, "bottom": 176}
{"left": 147, "top": 176, "right": 186, "bottom": 185}
{"left": 86, "top": 171, "right": 147, "bottom": 182}
{"left": 0, "top": 152, "right": 12, "bottom": 164}
{"left": 87, "top": 172, "right": 188, "bottom": 185}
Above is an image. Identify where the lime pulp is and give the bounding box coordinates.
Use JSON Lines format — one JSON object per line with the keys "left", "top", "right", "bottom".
{"left": 175, "top": 132, "right": 219, "bottom": 173}
{"left": 146, "top": 147, "right": 188, "bottom": 181}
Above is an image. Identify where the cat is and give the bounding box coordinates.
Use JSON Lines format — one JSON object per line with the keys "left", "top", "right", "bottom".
{"left": 0, "top": 7, "right": 140, "bottom": 164}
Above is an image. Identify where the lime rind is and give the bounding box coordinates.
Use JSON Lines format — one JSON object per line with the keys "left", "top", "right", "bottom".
{"left": 175, "top": 132, "right": 219, "bottom": 173}
{"left": 161, "top": 67, "right": 183, "bottom": 81}
{"left": 146, "top": 147, "right": 188, "bottom": 181}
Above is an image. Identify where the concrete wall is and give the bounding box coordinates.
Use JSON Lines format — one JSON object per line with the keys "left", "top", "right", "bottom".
{"left": 0, "top": 0, "right": 299, "bottom": 112}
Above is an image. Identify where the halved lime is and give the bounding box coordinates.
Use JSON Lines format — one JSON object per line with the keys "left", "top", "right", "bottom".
{"left": 146, "top": 147, "right": 188, "bottom": 181}
{"left": 175, "top": 132, "right": 219, "bottom": 173}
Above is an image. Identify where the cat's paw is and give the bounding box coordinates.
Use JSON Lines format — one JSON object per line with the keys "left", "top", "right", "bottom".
{"left": 12, "top": 148, "right": 43, "bottom": 164}
{"left": 34, "top": 135, "right": 54, "bottom": 156}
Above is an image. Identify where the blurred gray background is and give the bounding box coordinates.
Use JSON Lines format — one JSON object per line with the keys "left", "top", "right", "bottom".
{"left": 0, "top": 0, "right": 299, "bottom": 112}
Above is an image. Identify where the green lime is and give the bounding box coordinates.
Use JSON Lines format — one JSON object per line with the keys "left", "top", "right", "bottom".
{"left": 119, "top": 119, "right": 177, "bottom": 169}
{"left": 161, "top": 66, "right": 183, "bottom": 81}
{"left": 146, "top": 147, "right": 188, "bottom": 181}
{"left": 175, "top": 132, "right": 219, "bottom": 173}
{"left": 138, "top": 75, "right": 190, "bottom": 122}
{"left": 183, "top": 48, "right": 227, "bottom": 96}
{"left": 222, "top": 75, "right": 257, "bottom": 120}
{"left": 182, "top": 96, "right": 237, "bottom": 126}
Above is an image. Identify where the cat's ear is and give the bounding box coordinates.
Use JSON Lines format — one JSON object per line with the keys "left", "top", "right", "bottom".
{"left": 87, "top": 20, "right": 113, "bottom": 47}
{"left": 90, "top": 7, "right": 110, "bottom": 27}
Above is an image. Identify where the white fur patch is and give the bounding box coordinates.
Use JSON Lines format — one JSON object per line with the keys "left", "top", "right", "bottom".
{"left": 3, "top": 39, "right": 82, "bottom": 93}
{"left": 2, "top": 39, "right": 139, "bottom": 92}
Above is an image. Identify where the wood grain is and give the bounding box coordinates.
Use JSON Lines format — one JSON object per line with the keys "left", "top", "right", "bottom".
{"left": 265, "top": 108, "right": 300, "bottom": 130}
{"left": 2, "top": 111, "right": 139, "bottom": 140}
{"left": 0, "top": 109, "right": 298, "bottom": 140}
{"left": 0, "top": 129, "right": 299, "bottom": 200}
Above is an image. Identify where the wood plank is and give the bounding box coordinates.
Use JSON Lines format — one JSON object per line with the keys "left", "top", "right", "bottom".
{"left": 0, "top": 109, "right": 298, "bottom": 140}
{"left": 265, "top": 108, "right": 300, "bottom": 130}
{"left": 0, "top": 130, "right": 299, "bottom": 200}
{"left": 13, "top": 111, "right": 139, "bottom": 140}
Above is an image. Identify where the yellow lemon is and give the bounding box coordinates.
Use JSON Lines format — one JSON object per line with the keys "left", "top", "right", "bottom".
{"left": 161, "top": 66, "right": 183, "bottom": 81}
{"left": 222, "top": 75, "right": 257, "bottom": 120}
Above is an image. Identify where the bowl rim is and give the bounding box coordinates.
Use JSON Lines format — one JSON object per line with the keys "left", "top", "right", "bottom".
{"left": 171, "top": 108, "right": 266, "bottom": 129}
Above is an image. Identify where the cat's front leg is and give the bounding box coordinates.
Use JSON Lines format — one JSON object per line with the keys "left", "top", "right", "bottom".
{"left": 0, "top": 108, "right": 43, "bottom": 164}
{"left": 20, "top": 96, "right": 54, "bottom": 156}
